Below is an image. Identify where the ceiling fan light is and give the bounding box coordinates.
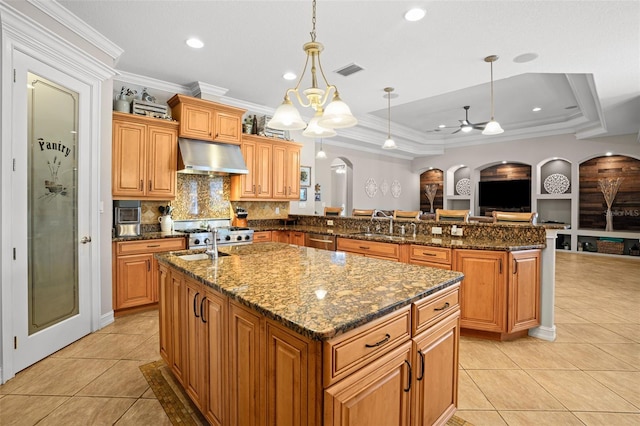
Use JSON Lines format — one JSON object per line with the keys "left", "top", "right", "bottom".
{"left": 268, "top": 99, "right": 307, "bottom": 130}
{"left": 461, "top": 125, "right": 473, "bottom": 133}
{"left": 317, "top": 94, "right": 358, "bottom": 129}
{"left": 303, "top": 111, "right": 337, "bottom": 138}
{"left": 482, "top": 120, "right": 504, "bottom": 135}
{"left": 382, "top": 138, "right": 397, "bottom": 149}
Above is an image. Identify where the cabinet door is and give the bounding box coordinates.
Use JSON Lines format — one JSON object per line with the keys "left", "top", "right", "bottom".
{"left": 203, "top": 289, "right": 227, "bottom": 426}
{"left": 412, "top": 312, "right": 460, "bottom": 426}
{"left": 237, "top": 140, "right": 258, "bottom": 198}
{"left": 272, "top": 144, "right": 288, "bottom": 199}
{"left": 290, "top": 232, "right": 305, "bottom": 246}
{"left": 170, "top": 270, "right": 186, "bottom": 384}
{"left": 253, "top": 231, "right": 272, "bottom": 243}
{"left": 147, "top": 124, "right": 177, "bottom": 198}
{"left": 158, "top": 264, "right": 171, "bottom": 365}
{"left": 324, "top": 341, "right": 412, "bottom": 426}
{"left": 229, "top": 301, "right": 263, "bottom": 426}
{"left": 256, "top": 142, "right": 273, "bottom": 198}
{"left": 285, "top": 145, "right": 301, "bottom": 200}
{"left": 112, "top": 120, "right": 146, "bottom": 197}
{"left": 181, "top": 103, "right": 214, "bottom": 140}
{"left": 508, "top": 250, "right": 541, "bottom": 333}
{"left": 214, "top": 110, "right": 242, "bottom": 144}
{"left": 265, "top": 320, "right": 320, "bottom": 426}
{"left": 115, "top": 253, "right": 154, "bottom": 309}
{"left": 454, "top": 250, "right": 507, "bottom": 332}
{"left": 272, "top": 231, "right": 290, "bottom": 244}
{"left": 184, "top": 278, "right": 205, "bottom": 409}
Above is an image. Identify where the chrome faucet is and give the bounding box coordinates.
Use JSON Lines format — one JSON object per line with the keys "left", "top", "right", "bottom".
{"left": 410, "top": 223, "right": 417, "bottom": 238}
{"left": 206, "top": 224, "right": 218, "bottom": 259}
{"left": 373, "top": 209, "right": 394, "bottom": 234}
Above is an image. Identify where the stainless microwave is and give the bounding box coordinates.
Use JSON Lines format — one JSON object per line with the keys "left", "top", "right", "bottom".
{"left": 114, "top": 201, "right": 141, "bottom": 237}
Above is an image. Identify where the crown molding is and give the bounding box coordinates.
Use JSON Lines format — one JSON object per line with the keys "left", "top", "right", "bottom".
{"left": 114, "top": 71, "right": 191, "bottom": 96}
{"left": 27, "top": 0, "right": 123, "bottom": 63}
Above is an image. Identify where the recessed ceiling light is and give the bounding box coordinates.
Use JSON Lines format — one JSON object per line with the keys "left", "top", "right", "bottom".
{"left": 513, "top": 52, "right": 539, "bottom": 63}
{"left": 283, "top": 72, "right": 297, "bottom": 81}
{"left": 605, "top": 152, "right": 613, "bottom": 156}
{"left": 404, "top": 8, "right": 426, "bottom": 22}
{"left": 532, "top": 107, "right": 542, "bottom": 112}
{"left": 438, "top": 124, "right": 446, "bottom": 128}
{"left": 186, "top": 38, "right": 204, "bottom": 49}
{"left": 502, "top": 160, "right": 508, "bottom": 164}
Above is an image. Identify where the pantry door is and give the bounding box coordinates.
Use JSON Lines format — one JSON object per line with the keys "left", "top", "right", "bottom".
{"left": 11, "top": 51, "right": 93, "bottom": 373}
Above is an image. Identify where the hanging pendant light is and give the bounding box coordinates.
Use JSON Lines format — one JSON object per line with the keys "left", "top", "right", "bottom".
{"left": 382, "top": 87, "right": 397, "bottom": 149}
{"left": 268, "top": 0, "right": 357, "bottom": 133}
{"left": 303, "top": 108, "right": 337, "bottom": 138}
{"left": 482, "top": 55, "right": 504, "bottom": 135}
{"left": 316, "top": 138, "right": 327, "bottom": 159}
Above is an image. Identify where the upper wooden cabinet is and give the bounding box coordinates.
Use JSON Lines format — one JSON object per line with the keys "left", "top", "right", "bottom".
{"left": 230, "top": 134, "right": 302, "bottom": 201}
{"left": 112, "top": 112, "right": 179, "bottom": 200}
{"left": 167, "top": 94, "right": 246, "bottom": 144}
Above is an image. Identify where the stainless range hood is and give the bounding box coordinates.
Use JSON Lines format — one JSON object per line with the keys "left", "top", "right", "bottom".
{"left": 177, "top": 138, "right": 248, "bottom": 175}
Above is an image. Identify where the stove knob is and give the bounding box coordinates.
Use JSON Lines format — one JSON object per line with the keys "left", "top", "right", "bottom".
{"left": 194, "top": 238, "right": 200, "bottom": 245}
{"left": 236, "top": 235, "right": 243, "bottom": 241}
{"left": 244, "top": 235, "right": 251, "bottom": 240}
{"left": 225, "top": 235, "right": 231, "bottom": 241}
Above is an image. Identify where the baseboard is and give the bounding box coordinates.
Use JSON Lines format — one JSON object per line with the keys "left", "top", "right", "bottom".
{"left": 100, "top": 310, "right": 114, "bottom": 330}
{"left": 528, "top": 325, "right": 556, "bottom": 342}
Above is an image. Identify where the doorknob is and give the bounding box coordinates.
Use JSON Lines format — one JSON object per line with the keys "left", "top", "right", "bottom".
{"left": 80, "top": 236, "right": 92, "bottom": 244}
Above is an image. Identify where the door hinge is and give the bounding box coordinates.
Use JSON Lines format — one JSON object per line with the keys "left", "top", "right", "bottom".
{"left": 14, "top": 336, "right": 17, "bottom": 349}
{"left": 13, "top": 248, "right": 16, "bottom": 260}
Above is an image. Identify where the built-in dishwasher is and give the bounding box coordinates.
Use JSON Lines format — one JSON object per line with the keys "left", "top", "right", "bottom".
{"left": 305, "top": 232, "right": 336, "bottom": 251}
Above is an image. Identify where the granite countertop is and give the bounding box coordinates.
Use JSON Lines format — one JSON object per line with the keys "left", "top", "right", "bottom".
{"left": 156, "top": 243, "right": 464, "bottom": 341}
{"left": 112, "top": 231, "right": 187, "bottom": 243}
{"left": 252, "top": 225, "right": 544, "bottom": 251}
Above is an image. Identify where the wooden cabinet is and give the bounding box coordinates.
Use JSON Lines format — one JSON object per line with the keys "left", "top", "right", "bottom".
{"left": 167, "top": 94, "right": 245, "bottom": 144}
{"left": 230, "top": 135, "right": 301, "bottom": 201}
{"left": 253, "top": 230, "right": 272, "bottom": 243}
{"left": 202, "top": 288, "right": 227, "bottom": 425}
{"left": 113, "top": 238, "right": 185, "bottom": 313}
{"left": 324, "top": 342, "right": 413, "bottom": 426}
{"left": 290, "top": 231, "right": 305, "bottom": 246}
{"left": 453, "top": 249, "right": 540, "bottom": 340}
{"left": 272, "top": 230, "right": 290, "bottom": 244}
{"left": 112, "top": 112, "right": 178, "bottom": 200}
{"left": 336, "top": 237, "right": 402, "bottom": 261}
{"left": 273, "top": 142, "right": 301, "bottom": 199}
{"left": 408, "top": 245, "right": 452, "bottom": 270}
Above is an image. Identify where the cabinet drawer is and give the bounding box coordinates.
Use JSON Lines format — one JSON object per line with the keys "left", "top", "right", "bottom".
{"left": 253, "top": 231, "right": 272, "bottom": 242}
{"left": 337, "top": 238, "right": 400, "bottom": 260}
{"left": 323, "top": 306, "right": 411, "bottom": 387}
{"left": 412, "top": 284, "right": 460, "bottom": 335}
{"left": 409, "top": 245, "right": 451, "bottom": 265}
{"left": 117, "top": 238, "right": 186, "bottom": 255}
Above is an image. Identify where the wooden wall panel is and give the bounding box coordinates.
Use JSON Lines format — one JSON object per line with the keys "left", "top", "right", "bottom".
{"left": 579, "top": 155, "right": 640, "bottom": 231}
{"left": 420, "top": 169, "right": 443, "bottom": 213}
{"left": 480, "top": 164, "right": 531, "bottom": 181}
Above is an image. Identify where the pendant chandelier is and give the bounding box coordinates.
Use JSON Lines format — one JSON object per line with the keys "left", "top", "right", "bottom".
{"left": 482, "top": 55, "right": 504, "bottom": 135}
{"left": 382, "top": 87, "right": 397, "bottom": 149}
{"left": 268, "top": 0, "right": 357, "bottom": 134}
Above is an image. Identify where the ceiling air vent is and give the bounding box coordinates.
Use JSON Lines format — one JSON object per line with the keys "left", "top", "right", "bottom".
{"left": 334, "top": 63, "right": 364, "bottom": 77}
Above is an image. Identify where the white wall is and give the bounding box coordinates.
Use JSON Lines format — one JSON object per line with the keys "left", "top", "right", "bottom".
{"left": 313, "top": 142, "right": 419, "bottom": 214}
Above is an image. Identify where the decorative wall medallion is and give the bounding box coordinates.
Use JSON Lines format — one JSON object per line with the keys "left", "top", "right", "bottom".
{"left": 365, "top": 178, "right": 378, "bottom": 198}
{"left": 543, "top": 173, "right": 570, "bottom": 194}
{"left": 380, "top": 179, "right": 389, "bottom": 196}
{"left": 456, "top": 178, "right": 471, "bottom": 196}
{"left": 391, "top": 180, "right": 401, "bottom": 198}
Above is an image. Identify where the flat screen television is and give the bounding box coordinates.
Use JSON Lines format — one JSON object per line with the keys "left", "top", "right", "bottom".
{"left": 478, "top": 179, "right": 531, "bottom": 209}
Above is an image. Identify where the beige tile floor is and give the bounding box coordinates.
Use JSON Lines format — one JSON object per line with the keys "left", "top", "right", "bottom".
{"left": 0, "top": 252, "right": 638, "bottom": 425}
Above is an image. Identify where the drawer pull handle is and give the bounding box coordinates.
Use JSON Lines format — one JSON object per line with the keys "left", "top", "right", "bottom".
{"left": 404, "top": 360, "right": 412, "bottom": 392}
{"left": 309, "top": 238, "right": 331, "bottom": 243}
{"left": 417, "top": 350, "right": 425, "bottom": 381}
{"left": 422, "top": 252, "right": 437, "bottom": 256}
{"left": 147, "top": 244, "right": 161, "bottom": 248}
{"left": 513, "top": 258, "right": 518, "bottom": 274}
{"left": 193, "top": 292, "right": 200, "bottom": 318}
{"left": 200, "top": 297, "right": 207, "bottom": 324}
{"left": 365, "top": 333, "right": 391, "bottom": 348}
{"left": 434, "top": 302, "right": 450, "bottom": 311}
{"left": 359, "top": 246, "right": 370, "bottom": 250}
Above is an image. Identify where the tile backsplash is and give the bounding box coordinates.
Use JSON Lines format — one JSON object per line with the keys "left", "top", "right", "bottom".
{"left": 140, "top": 174, "right": 291, "bottom": 224}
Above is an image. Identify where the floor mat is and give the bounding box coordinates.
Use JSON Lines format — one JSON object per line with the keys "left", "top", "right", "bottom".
{"left": 140, "top": 360, "right": 473, "bottom": 425}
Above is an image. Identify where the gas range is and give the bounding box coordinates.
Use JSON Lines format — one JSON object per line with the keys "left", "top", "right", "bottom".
{"left": 173, "top": 219, "right": 254, "bottom": 249}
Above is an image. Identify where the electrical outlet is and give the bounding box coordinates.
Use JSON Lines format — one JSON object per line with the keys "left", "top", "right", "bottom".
{"left": 275, "top": 207, "right": 280, "bottom": 214}
{"left": 431, "top": 226, "right": 442, "bottom": 235}
{"left": 453, "top": 227, "right": 464, "bottom": 237}
{"left": 327, "top": 220, "right": 334, "bottom": 226}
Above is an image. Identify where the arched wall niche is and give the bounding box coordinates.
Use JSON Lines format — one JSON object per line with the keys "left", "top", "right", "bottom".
{"left": 478, "top": 162, "right": 532, "bottom": 216}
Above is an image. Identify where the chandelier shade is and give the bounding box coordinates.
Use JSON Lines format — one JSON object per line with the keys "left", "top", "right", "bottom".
{"left": 303, "top": 109, "right": 337, "bottom": 137}
{"left": 267, "top": 0, "right": 357, "bottom": 134}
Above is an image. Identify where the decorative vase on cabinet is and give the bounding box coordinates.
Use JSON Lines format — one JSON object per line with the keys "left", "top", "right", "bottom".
{"left": 114, "top": 95, "right": 130, "bottom": 113}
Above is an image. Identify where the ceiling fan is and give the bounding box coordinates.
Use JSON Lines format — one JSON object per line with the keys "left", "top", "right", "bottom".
{"left": 428, "top": 106, "right": 487, "bottom": 134}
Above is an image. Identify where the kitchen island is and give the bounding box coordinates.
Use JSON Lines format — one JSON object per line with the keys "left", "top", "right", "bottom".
{"left": 157, "top": 242, "right": 464, "bottom": 426}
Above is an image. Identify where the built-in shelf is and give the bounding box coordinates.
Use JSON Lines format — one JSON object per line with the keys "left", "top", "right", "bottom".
{"left": 536, "top": 193, "right": 572, "bottom": 199}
